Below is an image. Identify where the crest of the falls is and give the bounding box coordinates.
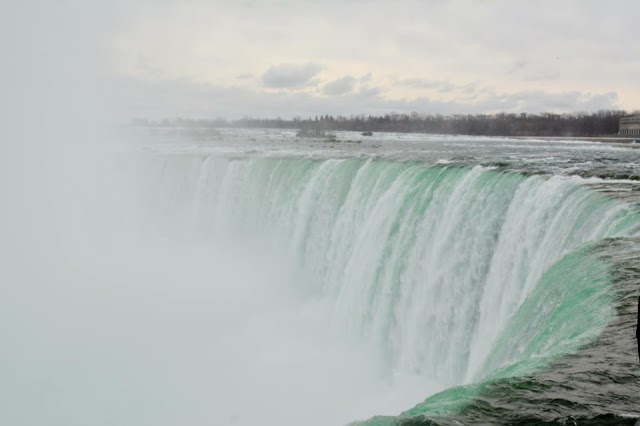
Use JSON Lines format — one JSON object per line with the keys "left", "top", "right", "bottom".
{"left": 145, "top": 155, "right": 640, "bottom": 393}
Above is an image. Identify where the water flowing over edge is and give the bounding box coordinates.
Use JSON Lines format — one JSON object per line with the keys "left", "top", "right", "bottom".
{"left": 139, "top": 154, "right": 640, "bottom": 424}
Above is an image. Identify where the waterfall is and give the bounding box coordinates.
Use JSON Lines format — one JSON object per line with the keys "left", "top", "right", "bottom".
{"left": 142, "top": 154, "right": 640, "bottom": 420}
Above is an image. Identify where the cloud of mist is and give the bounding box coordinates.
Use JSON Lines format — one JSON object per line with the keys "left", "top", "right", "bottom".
{"left": 0, "top": 3, "right": 423, "bottom": 425}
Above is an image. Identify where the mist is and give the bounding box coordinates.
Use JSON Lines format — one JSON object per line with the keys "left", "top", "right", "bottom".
{"left": 0, "top": 3, "right": 411, "bottom": 425}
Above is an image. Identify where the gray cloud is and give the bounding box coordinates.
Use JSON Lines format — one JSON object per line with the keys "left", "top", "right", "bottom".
{"left": 508, "top": 60, "right": 528, "bottom": 74}
{"left": 323, "top": 76, "right": 357, "bottom": 96}
{"left": 508, "top": 60, "right": 559, "bottom": 82}
{"left": 262, "top": 63, "right": 323, "bottom": 89}
{"left": 397, "top": 78, "right": 481, "bottom": 95}
{"left": 398, "top": 78, "right": 455, "bottom": 92}
{"left": 455, "top": 90, "right": 620, "bottom": 114}
{"left": 357, "top": 86, "right": 383, "bottom": 98}
{"left": 461, "top": 82, "right": 479, "bottom": 94}
{"left": 359, "top": 73, "right": 372, "bottom": 83}
{"left": 523, "top": 71, "right": 560, "bottom": 82}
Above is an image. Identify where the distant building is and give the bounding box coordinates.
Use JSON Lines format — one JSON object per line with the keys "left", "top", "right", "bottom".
{"left": 619, "top": 116, "right": 640, "bottom": 136}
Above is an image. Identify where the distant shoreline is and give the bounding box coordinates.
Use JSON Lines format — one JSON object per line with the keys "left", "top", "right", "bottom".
{"left": 508, "top": 136, "right": 638, "bottom": 145}
{"left": 132, "top": 111, "right": 639, "bottom": 143}
{"left": 132, "top": 123, "right": 639, "bottom": 146}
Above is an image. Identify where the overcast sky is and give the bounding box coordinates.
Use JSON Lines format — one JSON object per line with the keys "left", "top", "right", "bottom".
{"left": 6, "top": 0, "right": 640, "bottom": 120}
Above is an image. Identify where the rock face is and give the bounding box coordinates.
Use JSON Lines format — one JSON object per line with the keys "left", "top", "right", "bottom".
{"left": 637, "top": 296, "right": 639, "bottom": 362}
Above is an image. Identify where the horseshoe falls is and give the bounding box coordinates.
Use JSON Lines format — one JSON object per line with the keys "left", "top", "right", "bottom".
{"left": 132, "top": 131, "right": 640, "bottom": 426}
{"left": 4, "top": 131, "right": 640, "bottom": 426}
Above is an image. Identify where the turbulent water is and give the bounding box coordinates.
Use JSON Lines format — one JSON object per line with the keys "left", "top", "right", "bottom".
{"left": 130, "top": 129, "right": 640, "bottom": 425}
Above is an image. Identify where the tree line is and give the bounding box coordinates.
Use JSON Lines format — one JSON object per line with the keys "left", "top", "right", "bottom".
{"left": 133, "top": 110, "right": 639, "bottom": 137}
